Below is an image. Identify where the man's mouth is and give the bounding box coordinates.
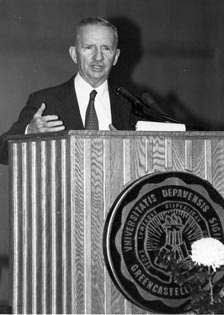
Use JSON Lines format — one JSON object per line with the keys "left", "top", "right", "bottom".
{"left": 91, "top": 64, "right": 104, "bottom": 71}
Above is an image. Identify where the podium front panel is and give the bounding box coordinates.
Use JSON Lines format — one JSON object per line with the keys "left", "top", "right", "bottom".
{"left": 8, "top": 131, "right": 224, "bottom": 314}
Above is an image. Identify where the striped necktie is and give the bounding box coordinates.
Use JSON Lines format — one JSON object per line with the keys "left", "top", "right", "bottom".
{"left": 85, "top": 90, "right": 99, "bottom": 130}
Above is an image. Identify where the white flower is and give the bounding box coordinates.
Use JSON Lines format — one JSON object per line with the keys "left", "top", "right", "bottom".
{"left": 191, "top": 237, "right": 224, "bottom": 271}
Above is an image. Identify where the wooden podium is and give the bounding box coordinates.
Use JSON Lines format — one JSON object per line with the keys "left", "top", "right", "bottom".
{"left": 8, "top": 130, "right": 224, "bottom": 314}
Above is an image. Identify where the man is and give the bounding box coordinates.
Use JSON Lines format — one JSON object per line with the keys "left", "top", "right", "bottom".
{"left": 0, "top": 17, "right": 137, "bottom": 164}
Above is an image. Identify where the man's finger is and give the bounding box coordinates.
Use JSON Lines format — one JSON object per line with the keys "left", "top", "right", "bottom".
{"left": 109, "top": 124, "right": 117, "bottom": 130}
{"left": 42, "top": 115, "right": 59, "bottom": 122}
{"left": 34, "top": 103, "right": 46, "bottom": 118}
{"left": 41, "top": 125, "right": 65, "bottom": 133}
{"left": 49, "top": 125, "right": 65, "bottom": 132}
{"left": 47, "top": 120, "right": 64, "bottom": 128}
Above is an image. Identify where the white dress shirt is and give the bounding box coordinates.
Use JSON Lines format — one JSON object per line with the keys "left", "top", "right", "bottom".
{"left": 74, "top": 73, "right": 112, "bottom": 130}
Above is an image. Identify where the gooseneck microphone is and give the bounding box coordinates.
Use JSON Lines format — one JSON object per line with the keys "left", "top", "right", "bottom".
{"left": 116, "top": 86, "right": 179, "bottom": 123}
{"left": 116, "top": 87, "right": 143, "bottom": 107}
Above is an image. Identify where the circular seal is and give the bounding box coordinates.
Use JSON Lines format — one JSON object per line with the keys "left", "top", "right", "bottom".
{"left": 103, "top": 172, "right": 224, "bottom": 313}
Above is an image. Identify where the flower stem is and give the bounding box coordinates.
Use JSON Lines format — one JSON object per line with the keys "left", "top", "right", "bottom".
{"left": 208, "top": 266, "right": 214, "bottom": 314}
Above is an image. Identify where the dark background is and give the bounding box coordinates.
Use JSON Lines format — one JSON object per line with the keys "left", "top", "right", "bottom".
{"left": 1, "top": 0, "right": 224, "bottom": 305}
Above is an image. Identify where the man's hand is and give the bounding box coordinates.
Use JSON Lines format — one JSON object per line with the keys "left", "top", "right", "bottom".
{"left": 109, "top": 124, "right": 117, "bottom": 131}
{"left": 27, "top": 103, "right": 65, "bottom": 134}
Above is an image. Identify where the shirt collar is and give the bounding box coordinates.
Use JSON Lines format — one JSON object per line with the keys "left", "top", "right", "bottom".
{"left": 75, "top": 72, "right": 108, "bottom": 97}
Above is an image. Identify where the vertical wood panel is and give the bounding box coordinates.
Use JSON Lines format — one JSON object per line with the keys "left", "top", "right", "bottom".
{"left": 40, "top": 141, "right": 47, "bottom": 314}
{"left": 152, "top": 136, "right": 166, "bottom": 172}
{"left": 204, "top": 139, "right": 212, "bottom": 182}
{"left": 45, "top": 140, "right": 53, "bottom": 313}
{"left": 130, "top": 137, "right": 147, "bottom": 180}
{"left": 84, "top": 138, "right": 92, "bottom": 314}
{"left": 184, "top": 139, "right": 193, "bottom": 171}
{"left": 192, "top": 139, "right": 205, "bottom": 178}
{"left": 71, "top": 136, "right": 85, "bottom": 314}
{"left": 15, "top": 143, "right": 23, "bottom": 313}
{"left": 211, "top": 139, "right": 224, "bottom": 196}
{"left": 21, "top": 143, "right": 28, "bottom": 314}
{"left": 50, "top": 140, "right": 57, "bottom": 314}
{"left": 30, "top": 142, "right": 38, "bottom": 314}
{"left": 36, "top": 141, "right": 45, "bottom": 314}
{"left": 122, "top": 138, "right": 133, "bottom": 315}
{"left": 123, "top": 138, "right": 131, "bottom": 185}
{"left": 146, "top": 137, "right": 153, "bottom": 173}
{"left": 91, "top": 138, "right": 105, "bottom": 314}
{"left": 165, "top": 138, "right": 173, "bottom": 169}
{"left": 103, "top": 137, "right": 113, "bottom": 315}
{"left": 62, "top": 139, "right": 68, "bottom": 313}
{"left": 172, "top": 138, "right": 185, "bottom": 171}
{"left": 109, "top": 136, "right": 125, "bottom": 315}
{"left": 10, "top": 143, "right": 19, "bottom": 314}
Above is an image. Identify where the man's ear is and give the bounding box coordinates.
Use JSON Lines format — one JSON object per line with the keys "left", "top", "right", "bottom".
{"left": 69, "top": 46, "right": 77, "bottom": 64}
{"left": 113, "top": 49, "right": 120, "bottom": 66}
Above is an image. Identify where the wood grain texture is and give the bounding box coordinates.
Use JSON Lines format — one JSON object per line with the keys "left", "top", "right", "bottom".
{"left": 103, "top": 137, "right": 113, "bottom": 315}
{"left": 211, "top": 139, "right": 224, "bottom": 196}
{"left": 151, "top": 136, "right": 167, "bottom": 173}
{"left": 8, "top": 131, "right": 224, "bottom": 314}
{"left": 71, "top": 136, "right": 85, "bottom": 314}
{"left": 90, "top": 138, "right": 105, "bottom": 314}
{"left": 109, "top": 137, "right": 125, "bottom": 315}
{"left": 172, "top": 138, "right": 185, "bottom": 171}
{"left": 204, "top": 139, "right": 212, "bottom": 182}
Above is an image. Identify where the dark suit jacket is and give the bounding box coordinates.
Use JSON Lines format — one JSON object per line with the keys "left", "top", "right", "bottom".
{"left": 0, "top": 76, "right": 137, "bottom": 164}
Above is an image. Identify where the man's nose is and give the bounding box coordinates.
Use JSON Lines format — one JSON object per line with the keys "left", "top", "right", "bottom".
{"left": 93, "top": 47, "right": 104, "bottom": 61}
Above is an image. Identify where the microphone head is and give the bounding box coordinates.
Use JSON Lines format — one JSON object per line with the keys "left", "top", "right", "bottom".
{"left": 116, "top": 86, "right": 138, "bottom": 101}
{"left": 116, "top": 86, "right": 125, "bottom": 95}
{"left": 116, "top": 86, "right": 144, "bottom": 116}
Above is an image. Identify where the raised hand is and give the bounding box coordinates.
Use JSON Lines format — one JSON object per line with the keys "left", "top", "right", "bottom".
{"left": 27, "top": 103, "right": 65, "bottom": 134}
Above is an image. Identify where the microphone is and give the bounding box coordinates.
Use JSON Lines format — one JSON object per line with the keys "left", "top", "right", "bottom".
{"left": 116, "top": 86, "right": 154, "bottom": 118}
{"left": 116, "top": 87, "right": 143, "bottom": 107}
{"left": 116, "top": 86, "right": 179, "bottom": 123}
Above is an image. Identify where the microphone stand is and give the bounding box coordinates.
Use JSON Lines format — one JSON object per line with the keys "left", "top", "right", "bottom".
{"left": 116, "top": 87, "right": 207, "bottom": 131}
{"left": 116, "top": 87, "right": 180, "bottom": 123}
{"left": 131, "top": 99, "right": 181, "bottom": 123}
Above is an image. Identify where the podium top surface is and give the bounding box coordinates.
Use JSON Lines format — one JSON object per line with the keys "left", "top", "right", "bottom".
{"left": 7, "top": 130, "right": 224, "bottom": 143}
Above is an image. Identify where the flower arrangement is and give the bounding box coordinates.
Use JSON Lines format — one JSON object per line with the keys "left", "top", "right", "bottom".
{"left": 191, "top": 238, "right": 224, "bottom": 272}
{"left": 168, "top": 237, "right": 224, "bottom": 314}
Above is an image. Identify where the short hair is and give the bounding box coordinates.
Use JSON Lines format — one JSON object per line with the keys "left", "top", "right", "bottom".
{"left": 75, "top": 17, "right": 119, "bottom": 47}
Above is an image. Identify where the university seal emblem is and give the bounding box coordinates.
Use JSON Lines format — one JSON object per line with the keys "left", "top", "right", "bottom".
{"left": 103, "top": 172, "right": 224, "bottom": 313}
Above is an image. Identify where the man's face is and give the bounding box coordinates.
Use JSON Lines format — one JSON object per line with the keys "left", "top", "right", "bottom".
{"left": 70, "top": 24, "right": 120, "bottom": 87}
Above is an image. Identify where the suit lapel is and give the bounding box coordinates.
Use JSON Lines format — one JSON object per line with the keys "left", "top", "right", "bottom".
{"left": 110, "top": 87, "right": 125, "bottom": 129}
{"left": 56, "top": 77, "right": 84, "bottom": 130}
